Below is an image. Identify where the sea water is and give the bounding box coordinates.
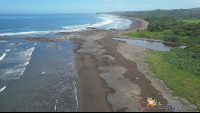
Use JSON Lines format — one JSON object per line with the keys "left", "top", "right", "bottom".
{"left": 0, "top": 14, "right": 131, "bottom": 37}
{"left": 0, "top": 14, "right": 131, "bottom": 112}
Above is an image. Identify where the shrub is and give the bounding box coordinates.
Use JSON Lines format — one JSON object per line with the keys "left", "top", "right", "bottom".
{"left": 162, "top": 47, "right": 200, "bottom": 74}
{"left": 184, "top": 43, "right": 200, "bottom": 59}
{"left": 163, "top": 30, "right": 174, "bottom": 35}
{"left": 163, "top": 35, "right": 181, "bottom": 43}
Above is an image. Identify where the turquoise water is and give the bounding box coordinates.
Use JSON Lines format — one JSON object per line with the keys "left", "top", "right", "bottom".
{"left": 0, "top": 14, "right": 131, "bottom": 37}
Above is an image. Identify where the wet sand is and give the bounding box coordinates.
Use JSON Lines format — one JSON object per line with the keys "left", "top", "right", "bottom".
{"left": 71, "top": 17, "right": 189, "bottom": 112}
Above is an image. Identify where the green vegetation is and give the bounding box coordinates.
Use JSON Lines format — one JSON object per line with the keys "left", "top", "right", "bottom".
{"left": 122, "top": 29, "right": 164, "bottom": 39}
{"left": 145, "top": 17, "right": 178, "bottom": 31}
{"left": 105, "top": 8, "right": 200, "bottom": 20}
{"left": 106, "top": 8, "right": 200, "bottom": 110}
{"left": 184, "top": 43, "right": 200, "bottom": 59}
{"left": 134, "top": 52, "right": 144, "bottom": 57}
{"left": 122, "top": 16, "right": 200, "bottom": 44}
{"left": 162, "top": 47, "right": 200, "bottom": 74}
{"left": 145, "top": 17, "right": 200, "bottom": 44}
{"left": 180, "top": 19, "right": 200, "bottom": 24}
{"left": 122, "top": 30, "right": 144, "bottom": 38}
{"left": 105, "top": 8, "right": 200, "bottom": 44}
{"left": 145, "top": 50, "right": 200, "bottom": 111}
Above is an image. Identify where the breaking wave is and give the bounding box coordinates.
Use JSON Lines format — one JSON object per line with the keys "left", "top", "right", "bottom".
{"left": 0, "top": 47, "right": 35, "bottom": 80}
{"left": 0, "top": 14, "right": 131, "bottom": 37}
{"left": 0, "top": 53, "right": 6, "bottom": 61}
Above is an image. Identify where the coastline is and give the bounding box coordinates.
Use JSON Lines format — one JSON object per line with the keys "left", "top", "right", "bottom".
{"left": 71, "top": 16, "right": 191, "bottom": 112}
{"left": 111, "top": 15, "right": 186, "bottom": 46}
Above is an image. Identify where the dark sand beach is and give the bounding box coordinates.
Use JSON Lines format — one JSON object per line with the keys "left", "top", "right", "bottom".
{"left": 70, "top": 16, "right": 192, "bottom": 112}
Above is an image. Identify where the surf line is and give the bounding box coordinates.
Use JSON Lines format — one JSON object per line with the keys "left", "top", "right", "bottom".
{"left": 0, "top": 86, "right": 6, "bottom": 92}
{"left": 0, "top": 53, "right": 6, "bottom": 61}
{"left": 0, "top": 79, "right": 17, "bottom": 93}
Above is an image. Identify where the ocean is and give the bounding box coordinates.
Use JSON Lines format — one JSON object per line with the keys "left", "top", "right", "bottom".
{"left": 0, "top": 14, "right": 131, "bottom": 112}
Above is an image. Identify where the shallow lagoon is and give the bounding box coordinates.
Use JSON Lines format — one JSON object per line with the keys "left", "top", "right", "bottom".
{"left": 113, "top": 38, "right": 186, "bottom": 52}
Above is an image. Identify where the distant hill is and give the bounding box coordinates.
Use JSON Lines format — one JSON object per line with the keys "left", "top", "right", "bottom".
{"left": 99, "top": 8, "right": 200, "bottom": 20}
{"left": 190, "top": 7, "right": 200, "bottom": 11}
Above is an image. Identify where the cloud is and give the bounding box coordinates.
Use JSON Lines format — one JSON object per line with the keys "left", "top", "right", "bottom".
{"left": 104, "top": 0, "right": 111, "bottom": 2}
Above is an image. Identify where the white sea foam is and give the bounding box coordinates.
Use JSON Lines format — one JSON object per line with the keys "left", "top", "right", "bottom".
{"left": 90, "top": 16, "right": 114, "bottom": 27}
{"left": 0, "top": 14, "right": 131, "bottom": 37}
{"left": 62, "top": 24, "right": 90, "bottom": 29}
{"left": 0, "top": 29, "right": 71, "bottom": 37}
{"left": 73, "top": 80, "right": 78, "bottom": 112}
{"left": 61, "top": 16, "right": 114, "bottom": 32}
{"left": 61, "top": 24, "right": 90, "bottom": 32}
{"left": 0, "top": 40, "right": 8, "bottom": 42}
{"left": 9, "top": 43, "right": 14, "bottom": 46}
{"left": 0, "top": 47, "right": 35, "bottom": 80}
{"left": 111, "top": 20, "right": 121, "bottom": 29}
{"left": 0, "top": 86, "right": 6, "bottom": 92}
{"left": 5, "top": 49, "right": 10, "bottom": 52}
{"left": 89, "top": 18, "right": 114, "bottom": 28}
{"left": 0, "top": 31, "right": 52, "bottom": 36}
{"left": 0, "top": 53, "right": 6, "bottom": 61}
{"left": 41, "top": 71, "right": 45, "bottom": 75}
{"left": 23, "top": 61, "right": 30, "bottom": 66}
{"left": 54, "top": 105, "right": 57, "bottom": 111}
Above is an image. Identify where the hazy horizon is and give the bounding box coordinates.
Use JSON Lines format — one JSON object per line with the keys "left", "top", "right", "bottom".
{"left": 0, "top": 0, "right": 200, "bottom": 14}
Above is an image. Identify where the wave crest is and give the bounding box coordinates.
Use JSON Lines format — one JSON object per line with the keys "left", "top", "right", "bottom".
{"left": 0, "top": 53, "right": 6, "bottom": 61}
{"left": 0, "top": 47, "right": 35, "bottom": 80}
{"left": 0, "top": 14, "right": 131, "bottom": 37}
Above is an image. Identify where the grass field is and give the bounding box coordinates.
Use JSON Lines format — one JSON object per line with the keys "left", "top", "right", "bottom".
{"left": 145, "top": 50, "right": 200, "bottom": 111}
{"left": 179, "top": 19, "right": 200, "bottom": 24}
{"left": 122, "top": 30, "right": 164, "bottom": 39}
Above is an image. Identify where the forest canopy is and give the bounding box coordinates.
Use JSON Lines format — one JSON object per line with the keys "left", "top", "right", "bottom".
{"left": 101, "top": 8, "right": 200, "bottom": 20}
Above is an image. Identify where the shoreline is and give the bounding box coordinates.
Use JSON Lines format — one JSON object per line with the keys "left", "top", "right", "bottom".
{"left": 112, "top": 15, "right": 186, "bottom": 46}
{"left": 70, "top": 16, "right": 191, "bottom": 112}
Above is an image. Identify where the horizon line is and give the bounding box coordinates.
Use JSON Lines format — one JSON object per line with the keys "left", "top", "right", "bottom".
{"left": 1, "top": 7, "right": 200, "bottom": 15}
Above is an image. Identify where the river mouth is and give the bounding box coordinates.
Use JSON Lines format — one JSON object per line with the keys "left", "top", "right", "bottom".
{"left": 112, "top": 38, "right": 186, "bottom": 52}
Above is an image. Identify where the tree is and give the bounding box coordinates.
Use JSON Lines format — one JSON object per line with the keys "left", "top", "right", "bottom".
{"left": 163, "top": 30, "right": 174, "bottom": 35}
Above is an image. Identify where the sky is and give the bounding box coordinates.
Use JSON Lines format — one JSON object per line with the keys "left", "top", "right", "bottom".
{"left": 0, "top": 0, "right": 200, "bottom": 14}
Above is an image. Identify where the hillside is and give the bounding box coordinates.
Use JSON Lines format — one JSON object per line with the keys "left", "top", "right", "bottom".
{"left": 100, "top": 8, "right": 200, "bottom": 20}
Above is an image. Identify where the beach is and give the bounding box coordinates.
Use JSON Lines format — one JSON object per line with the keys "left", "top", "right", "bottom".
{"left": 0, "top": 14, "right": 192, "bottom": 112}
{"left": 0, "top": 14, "right": 134, "bottom": 112}
{"left": 71, "top": 16, "right": 191, "bottom": 112}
